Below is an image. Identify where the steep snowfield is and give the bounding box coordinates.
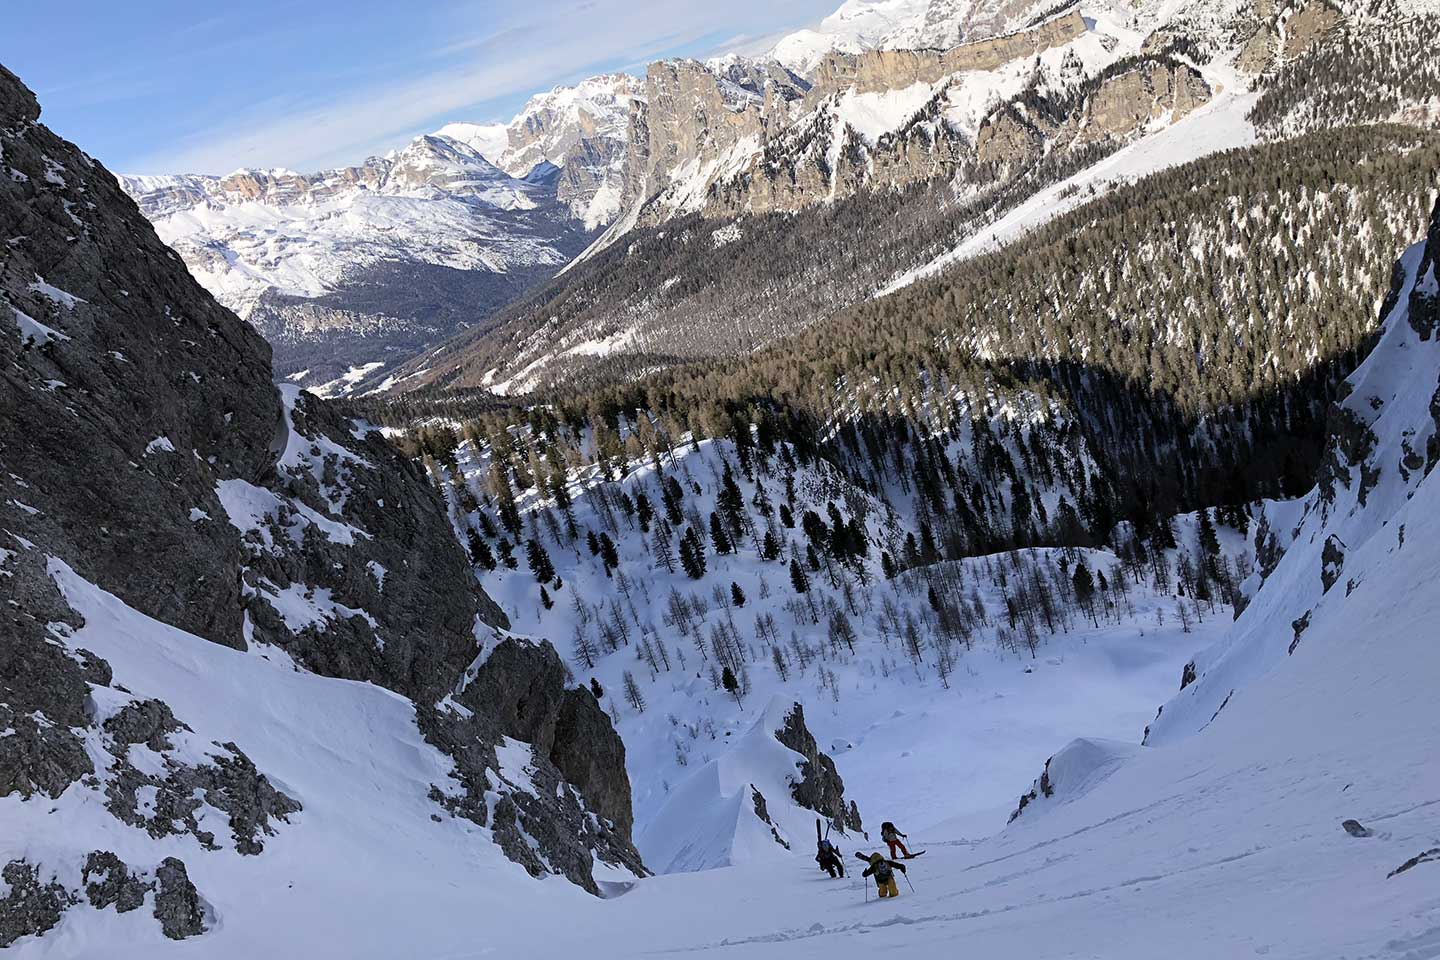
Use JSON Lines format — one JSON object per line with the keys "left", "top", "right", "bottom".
{"left": 1147, "top": 204, "right": 1440, "bottom": 744}
{"left": 2, "top": 563, "right": 597, "bottom": 960}
{"left": 531, "top": 500, "right": 1439, "bottom": 958}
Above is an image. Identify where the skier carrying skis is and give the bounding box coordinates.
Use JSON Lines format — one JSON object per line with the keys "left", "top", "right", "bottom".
{"left": 816, "top": 837, "right": 845, "bottom": 878}
{"left": 880, "top": 821, "right": 913, "bottom": 859}
{"left": 858, "top": 852, "right": 907, "bottom": 898}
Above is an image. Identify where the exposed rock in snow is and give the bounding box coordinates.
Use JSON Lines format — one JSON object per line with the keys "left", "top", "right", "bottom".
{"left": 1008, "top": 737, "right": 1141, "bottom": 821}
{"left": 0, "top": 61, "right": 647, "bottom": 946}
{"left": 774, "top": 702, "right": 864, "bottom": 832}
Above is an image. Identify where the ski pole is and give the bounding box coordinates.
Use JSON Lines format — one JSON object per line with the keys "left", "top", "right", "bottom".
{"left": 903, "top": 872, "right": 915, "bottom": 893}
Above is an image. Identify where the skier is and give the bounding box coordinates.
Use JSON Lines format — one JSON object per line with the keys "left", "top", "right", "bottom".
{"left": 880, "top": 821, "right": 913, "bottom": 859}
{"left": 816, "top": 837, "right": 845, "bottom": 878}
{"left": 858, "top": 852, "right": 907, "bottom": 898}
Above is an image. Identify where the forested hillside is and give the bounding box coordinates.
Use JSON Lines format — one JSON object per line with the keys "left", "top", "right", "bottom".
{"left": 360, "top": 125, "right": 1440, "bottom": 523}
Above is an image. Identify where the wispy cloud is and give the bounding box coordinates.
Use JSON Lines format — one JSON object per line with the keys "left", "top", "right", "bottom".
{"left": 125, "top": 0, "right": 835, "bottom": 175}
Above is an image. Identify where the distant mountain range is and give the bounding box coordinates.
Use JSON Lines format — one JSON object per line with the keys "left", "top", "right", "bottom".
{"left": 118, "top": 0, "right": 1440, "bottom": 398}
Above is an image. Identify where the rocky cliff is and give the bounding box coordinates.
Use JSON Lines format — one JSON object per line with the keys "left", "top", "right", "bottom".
{"left": 0, "top": 61, "right": 642, "bottom": 945}
{"left": 806, "top": 8, "right": 1088, "bottom": 99}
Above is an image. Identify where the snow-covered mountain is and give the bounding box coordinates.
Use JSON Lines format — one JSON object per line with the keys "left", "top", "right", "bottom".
{"left": 117, "top": 134, "right": 591, "bottom": 393}
{"left": 441, "top": 73, "right": 644, "bottom": 230}
{"left": 8, "top": 2, "right": 1440, "bottom": 945}
{"left": 771, "top": 0, "right": 1055, "bottom": 73}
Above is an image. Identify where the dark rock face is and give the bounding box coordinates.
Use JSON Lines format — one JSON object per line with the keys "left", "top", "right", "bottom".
{"left": 1009, "top": 758, "right": 1055, "bottom": 822}
{"left": 0, "top": 861, "right": 73, "bottom": 947}
{"left": 82, "top": 852, "right": 149, "bottom": 913}
{"left": 1290, "top": 609, "right": 1312, "bottom": 655}
{"left": 92, "top": 695, "right": 301, "bottom": 857}
{"left": 1387, "top": 847, "right": 1440, "bottom": 878}
{"left": 750, "top": 786, "right": 791, "bottom": 850}
{"left": 0, "top": 610, "right": 94, "bottom": 799}
{"left": 459, "top": 637, "right": 636, "bottom": 841}
{"left": 774, "top": 703, "right": 863, "bottom": 833}
{"left": 1406, "top": 198, "right": 1439, "bottom": 340}
{"left": 153, "top": 858, "right": 206, "bottom": 940}
{"left": 552, "top": 687, "right": 634, "bottom": 840}
{"left": 417, "top": 703, "right": 647, "bottom": 895}
{"left": 1320, "top": 535, "right": 1345, "bottom": 593}
{"left": 0, "top": 58, "right": 644, "bottom": 934}
{"left": 0, "top": 64, "right": 498, "bottom": 703}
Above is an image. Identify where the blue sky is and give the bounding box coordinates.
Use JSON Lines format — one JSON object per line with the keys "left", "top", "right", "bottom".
{"left": 3, "top": 0, "right": 837, "bottom": 175}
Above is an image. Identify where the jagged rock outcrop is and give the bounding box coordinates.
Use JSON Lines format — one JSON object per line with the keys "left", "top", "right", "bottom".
{"left": 1, "top": 55, "right": 500, "bottom": 702}
{"left": 1009, "top": 738, "right": 1140, "bottom": 822}
{"left": 750, "top": 786, "right": 792, "bottom": 850}
{"left": 0, "top": 861, "right": 73, "bottom": 947}
{"left": 457, "top": 637, "right": 636, "bottom": 839}
{"left": 497, "top": 74, "right": 644, "bottom": 228}
{"left": 81, "top": 852, "right": 149, "bottom": 913}
{"left": 1071, "top": 59, "right": 1210, "bottom": 146}
{"left": 774, "top": 703, "right": 864, "bottom": 832}
{"left": 1237, "top": 0, "right": 1343, "bottom": 73}
{"left": 152, "top": 858, "right": 206, "bottom": 940}
{"left": 418, "top": 700, "right": 646, "bottom": 894}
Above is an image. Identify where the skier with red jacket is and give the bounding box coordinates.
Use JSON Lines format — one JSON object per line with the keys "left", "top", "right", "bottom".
{"left": 880, "top": 821, "right": 913, "bottom": 859}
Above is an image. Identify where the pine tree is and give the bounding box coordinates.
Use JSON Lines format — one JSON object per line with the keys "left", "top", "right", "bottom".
{"left": 679, "top": 528, "right": 707, "bottom": 579}
{"left": 526, "top": 538, "right": 556, "bottom": 584}
{"left": 540, "top": 585, "right": 554, "bottom": 610}
{"left": 761, "top": 529, "right": 780, "bottom": 560}
{"left": 600, "top": 532, "right": 620, "bottom": 574}
{"left": 1072, "top": 562, "right": 1095, "bottom": 604}
{"left": 721, "top": 665, "right": 742, "bottom": 706}
{"left": 709, "top": 512, "right": 733, "bottom": 555}
{"left": 573, "top": 624, "right": 597, "bottom": 669}
{"left": 466, "top": 528, "right": 496, "bottom": 571}
{"left": 730, "top": 582, "right": 746, "bottom": 608}
{"left": 590, "top": 677, "right": 605, "bottom": 700}
{"left": 789, "top": 557, "right": 810, "bottom": 594}
{"left": 1198, "top": 508, "right": 1220, "bottom": 561}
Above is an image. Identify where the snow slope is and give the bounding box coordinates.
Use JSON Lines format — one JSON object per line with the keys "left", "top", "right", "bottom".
{"left": 441, "top": 206, "right": 1439, "bottom": 958}
{"left": 2, "top": 561, "right": 598, "bottom": 960}
{"left": 447, "top": 430, "right": 1246, "bottom": 873}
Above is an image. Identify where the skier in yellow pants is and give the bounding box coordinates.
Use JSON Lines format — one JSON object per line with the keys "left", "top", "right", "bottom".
{"left": 860, "top": 852, "right": 907, "bottom": 898}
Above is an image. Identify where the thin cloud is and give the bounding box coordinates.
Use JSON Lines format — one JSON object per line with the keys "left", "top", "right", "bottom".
{"left": 125, "top": 0, "right": 836, "bottom": 175}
